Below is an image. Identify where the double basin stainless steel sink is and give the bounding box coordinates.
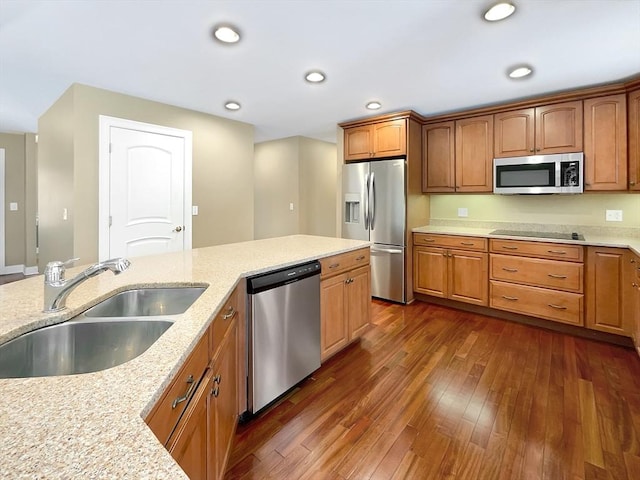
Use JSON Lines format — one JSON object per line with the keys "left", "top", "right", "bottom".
{"left": 0, "top": 287, "right": 206, "bottom": 379}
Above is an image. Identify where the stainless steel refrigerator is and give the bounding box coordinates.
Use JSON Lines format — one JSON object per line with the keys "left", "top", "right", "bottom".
{"left": 342, "top": 158, "right": 406, "bottom": 303}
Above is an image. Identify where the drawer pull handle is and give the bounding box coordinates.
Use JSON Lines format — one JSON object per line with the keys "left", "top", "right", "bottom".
{"left": 355, "top": 255, "right": 366, "bottom": 261}
{"left": 501, "top": 295, "right": 518, "bottom": 301}
{"left": 222, "top": 306, "right": 236, "bottom": 320}
{"left": 547, "top": 274, "right": 567, "bottom": 279}
{"left": 501, "top": 246, "right": 518, "bottom": 250}
{"left": 502, "top": 267, "right": 518, "bottom": 273}
{"left": 212, "top": 386, "right": 219, "bottom": 398}
{"left": 460, "top": 242, "right": 475, "bottom": 246}
{"left": 547, "top": 250, "right": 567, "bottom": 255}
{"left": 172, "top": 375, "right": 196, "bottom": 409}
{"left": 329, "top": 263, "right": 340, "bottom": 269}
{"left": 548, "top": 304, "right": 567, "bottom": 310}
{"left": 421, "top": 238, "right": 435, "bottom": 243}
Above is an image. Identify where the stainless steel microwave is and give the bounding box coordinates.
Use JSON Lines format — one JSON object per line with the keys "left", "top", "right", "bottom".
{"left": 493, "top": 152, "right": 584, "bottom": 194}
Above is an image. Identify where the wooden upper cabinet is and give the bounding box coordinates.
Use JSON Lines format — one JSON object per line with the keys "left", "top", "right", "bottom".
{"left": 494, "top": 101, "right": 582, "bottom": 158}
{"left": 344, "top": 119, "right": 406, "bottom": 161}
{"left": 584, "top": 94, "right": 628, "bottom": 191}
{"left": 373, "top": 120, "right": 406, "bottom": 157}
{"left": 494, "top": 108, "right": 535, "bottom": 158}
{"left": 422, "top": 121, "right": 455, "bottom": 192}
{"left": 628, "top": 88, "right": 640, "bottom": 191}
{"left": 455, "top": 115, "right": 493, "bottom": 192}
{"left": 535, "top": 101, "right": 583, "bottom": 154}
{"left": 344, "top": 126, "right": 374, "bottom": 161}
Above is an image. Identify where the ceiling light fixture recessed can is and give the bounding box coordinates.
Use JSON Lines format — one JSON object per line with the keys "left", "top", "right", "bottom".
{"left": 224, "top": 101, "right": 241, "bottom": 111}
{"left": 305, "top": 71, "right": 326, "bottom": 83}
{"left": 213, "top": 24, "right": 241, "bottom": 44}
{"left": 366, "top": 101, "right": 382, "bottom": 110}
{"left": 483, "top": 2, "right": 516, "bottom": 21}
{"left": 508, "top": 65, "right": 533, "bottom": 79}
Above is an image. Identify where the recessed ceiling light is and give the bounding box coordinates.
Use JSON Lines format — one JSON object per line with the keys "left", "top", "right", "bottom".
{"left": 366, "top": 101, "right": 382, "bottom": 110}
{"left": 484, "top": 2, "right": 516, "bottom": 22}
{"left": 305, "top": 71, "right": 326, "bottom": 83}
{"left": 508, "top": 65, "right": 533, "bottom": 79}
{"left": 224, "top": 101, "right": 241, "bottom": 111}
{"left": 213, "top": 24, "right": 240, "bottom": 44}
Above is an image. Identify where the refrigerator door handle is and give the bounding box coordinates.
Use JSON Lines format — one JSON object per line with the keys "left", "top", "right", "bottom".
{"left": 369, "top": 171, "right": 376, "bottom": 230}
{"left": 363, "top": 173, "right": 370, "bottom": 230}
{"left": 371, "top": 247, "right": 403, "bottom": 254}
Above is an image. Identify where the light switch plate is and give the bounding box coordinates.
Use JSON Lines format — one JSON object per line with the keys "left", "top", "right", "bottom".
{"left": 192, "top": 205, "right": 199, "bottom": 215}
{"left": 605, "top": 209, "right": 623, "bottom": 222}
{"left": 9, "top": 202, "right": 18, "bottom": 211}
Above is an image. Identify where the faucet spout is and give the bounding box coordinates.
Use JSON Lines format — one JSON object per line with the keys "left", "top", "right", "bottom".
{"left": 43, "top": 258, "right": 131, "bottom": 313}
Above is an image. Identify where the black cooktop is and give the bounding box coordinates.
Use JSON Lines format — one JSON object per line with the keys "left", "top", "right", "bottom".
{"left": 490, "top": 229, "right": 585, "bottom": 241}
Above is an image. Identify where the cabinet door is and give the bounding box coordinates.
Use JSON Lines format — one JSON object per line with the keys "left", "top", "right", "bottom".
{"left": 413, "top": 246, "right": 447, "bottom": 297}
{"left": 628, "top": 89, "right": 640, "bottom": 191}
{"left": 168, "top": 371, "right": 211, "bottom": 480}
{"left": 347, "top": 266, "right": 371, "bottom": 340}
{"left": 373, "top": 119, "right": 406, "bottom": 158}
{"left": 320, "top": 274, "right": 348, "bottom": 360}
{"left": 448, "top": 249, "right": 488, "bottom": 306}
{"left": 584, "top": 94, "right": 627, "bottom": 191}
{"left": 210, "top": 322, "right": 238, "bottom": 480}
{"left": 494, "top": 108, "right": 535, "bottom": 158}
{"left": 344, "top": 126, "right": 373, "bottom": 161}
{"left": 586, "top": 247, "right": 628, "bottom": 335}
{"left": 455, "top": 115, "right": 493, "bottom": 192}
{"left": 422, "top": 121, "right": 455, "bottom": 192}
{"left": 535, "top": 101, "right": 583, "bottom": 154}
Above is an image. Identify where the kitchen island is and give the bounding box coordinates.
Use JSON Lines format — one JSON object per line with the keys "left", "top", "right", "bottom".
{"left": 0, "top": 235, "right": 370, "bottom": 478}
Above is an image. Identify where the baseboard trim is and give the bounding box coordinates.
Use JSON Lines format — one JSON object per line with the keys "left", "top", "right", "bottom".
{"left": 0, "top": 264, "right": 38, "bottom": 276}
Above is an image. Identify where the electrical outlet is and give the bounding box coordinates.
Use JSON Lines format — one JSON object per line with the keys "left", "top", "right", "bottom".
{"left": 457, "top": 207, "right": 468, "bottom": 218}
{"left": 289, "top": 203, "right": 294, "bottom": 211}
{"left": 605, "top": 209, "right": 623, "bottom": 222}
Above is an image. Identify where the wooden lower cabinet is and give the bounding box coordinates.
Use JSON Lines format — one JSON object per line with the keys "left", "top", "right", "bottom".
{"left": 146, "top": 286, "right": 241, "bottom": 480}
{"left": 586, "top": 247, "right": 629, "bottom": 335}
{"left": 489, "top": 239, "right": 584, "bottom": 326}
{"left": 630, "top": 253, "right": 640, "bottom": 354}
{"left": 413, "top": 234, "right": 488, "bottom": 306}
{"left": 320, "top": 251, "right": 371, "bottom": 361}
{"left": 167, "top": 370, "right": 211, "bottom": 479}
{"left": 209, "top": 321, "right": 238, "bottom": 480}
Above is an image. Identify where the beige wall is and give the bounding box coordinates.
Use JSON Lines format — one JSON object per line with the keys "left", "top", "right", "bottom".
{"left": 37, "top": 83, "right": 255, "bottom": 269}
{"left": 254, "top": 136, "right": 337, "bottom": 239}
{"left": 430, "top": 193, "right": 640, "bottom": 227}
{"left": 0, "top": 132, "right": 35, "bottom": 267}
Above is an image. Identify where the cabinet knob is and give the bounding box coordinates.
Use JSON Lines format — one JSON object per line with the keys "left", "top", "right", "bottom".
{"left": 631, "top": 181, "right": 636, "bottom": 186}
{"left": 529, "top": 149, "right": 534, "bottom": 153}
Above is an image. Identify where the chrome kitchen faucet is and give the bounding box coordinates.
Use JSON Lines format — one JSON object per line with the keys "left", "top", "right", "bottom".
{"left": 43, "top": 257, "right": 131, "bottom": 312}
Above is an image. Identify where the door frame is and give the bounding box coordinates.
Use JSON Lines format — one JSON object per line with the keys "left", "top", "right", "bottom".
{"left": 98, "top": 116, "right": 193, "bottom": 261}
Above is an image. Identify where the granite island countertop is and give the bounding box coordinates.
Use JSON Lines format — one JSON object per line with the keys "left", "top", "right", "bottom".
{"left": 412, "top": 223, "right": 640, "bottom": 256}
{"left": 0, "top": 235, "right": 370, "bottom": 478}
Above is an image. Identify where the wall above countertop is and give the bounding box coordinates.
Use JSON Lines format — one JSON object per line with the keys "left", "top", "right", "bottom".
{"left": 430, "top": 193, "right": 640, "bottom": 229}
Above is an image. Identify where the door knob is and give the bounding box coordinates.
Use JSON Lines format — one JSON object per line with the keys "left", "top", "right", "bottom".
{"left": 173, "top": 226, "right": 183, "bottom": 232}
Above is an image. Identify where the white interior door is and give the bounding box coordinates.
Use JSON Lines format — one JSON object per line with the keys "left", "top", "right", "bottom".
{"left": 106, "top": 125, "right": 188, "bottom": 259}
{"left": 0, "top": 149, "right": 5, "bottom": 272}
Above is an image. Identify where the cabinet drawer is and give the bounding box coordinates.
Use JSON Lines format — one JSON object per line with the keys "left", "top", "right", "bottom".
{"left": 413, "top": 233, "right": 488, "bottom": 251}
{"left": 211, "top": 287, "right": 239, "bottom": 357}
{"left": 490, "top": 254, "right": 583, "bottom": 293}
{"left": 490, "top": 239, "right": 583, "bottom": 262}
{"left": 145, "top": 332, "right": 209, "bottom": 446}
{"left": 490, "top": 280, "right": 583, "bottom": 326}
{"left": 320, "top": 248, "right": 370, "bottom": 278}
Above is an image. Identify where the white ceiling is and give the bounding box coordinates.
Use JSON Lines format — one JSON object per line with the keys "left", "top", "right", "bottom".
{"left": 1, "top": 0, "right": 639, "bottom": 143}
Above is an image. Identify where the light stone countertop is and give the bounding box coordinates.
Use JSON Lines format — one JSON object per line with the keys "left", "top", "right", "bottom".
{"left": 412, "top": 223, "right": 640, "bottom": 256}
{"left": 0, "top": 235, "right": 370, "bottom": 479}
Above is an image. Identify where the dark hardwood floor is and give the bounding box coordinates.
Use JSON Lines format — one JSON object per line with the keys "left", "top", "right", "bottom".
{"left": 226, "top": 300, "right": 640, "bottom": 480}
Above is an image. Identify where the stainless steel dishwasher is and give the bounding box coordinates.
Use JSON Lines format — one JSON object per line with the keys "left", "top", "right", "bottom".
{"left": 246, "top": 260, "right": 321, "bottom": 414}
